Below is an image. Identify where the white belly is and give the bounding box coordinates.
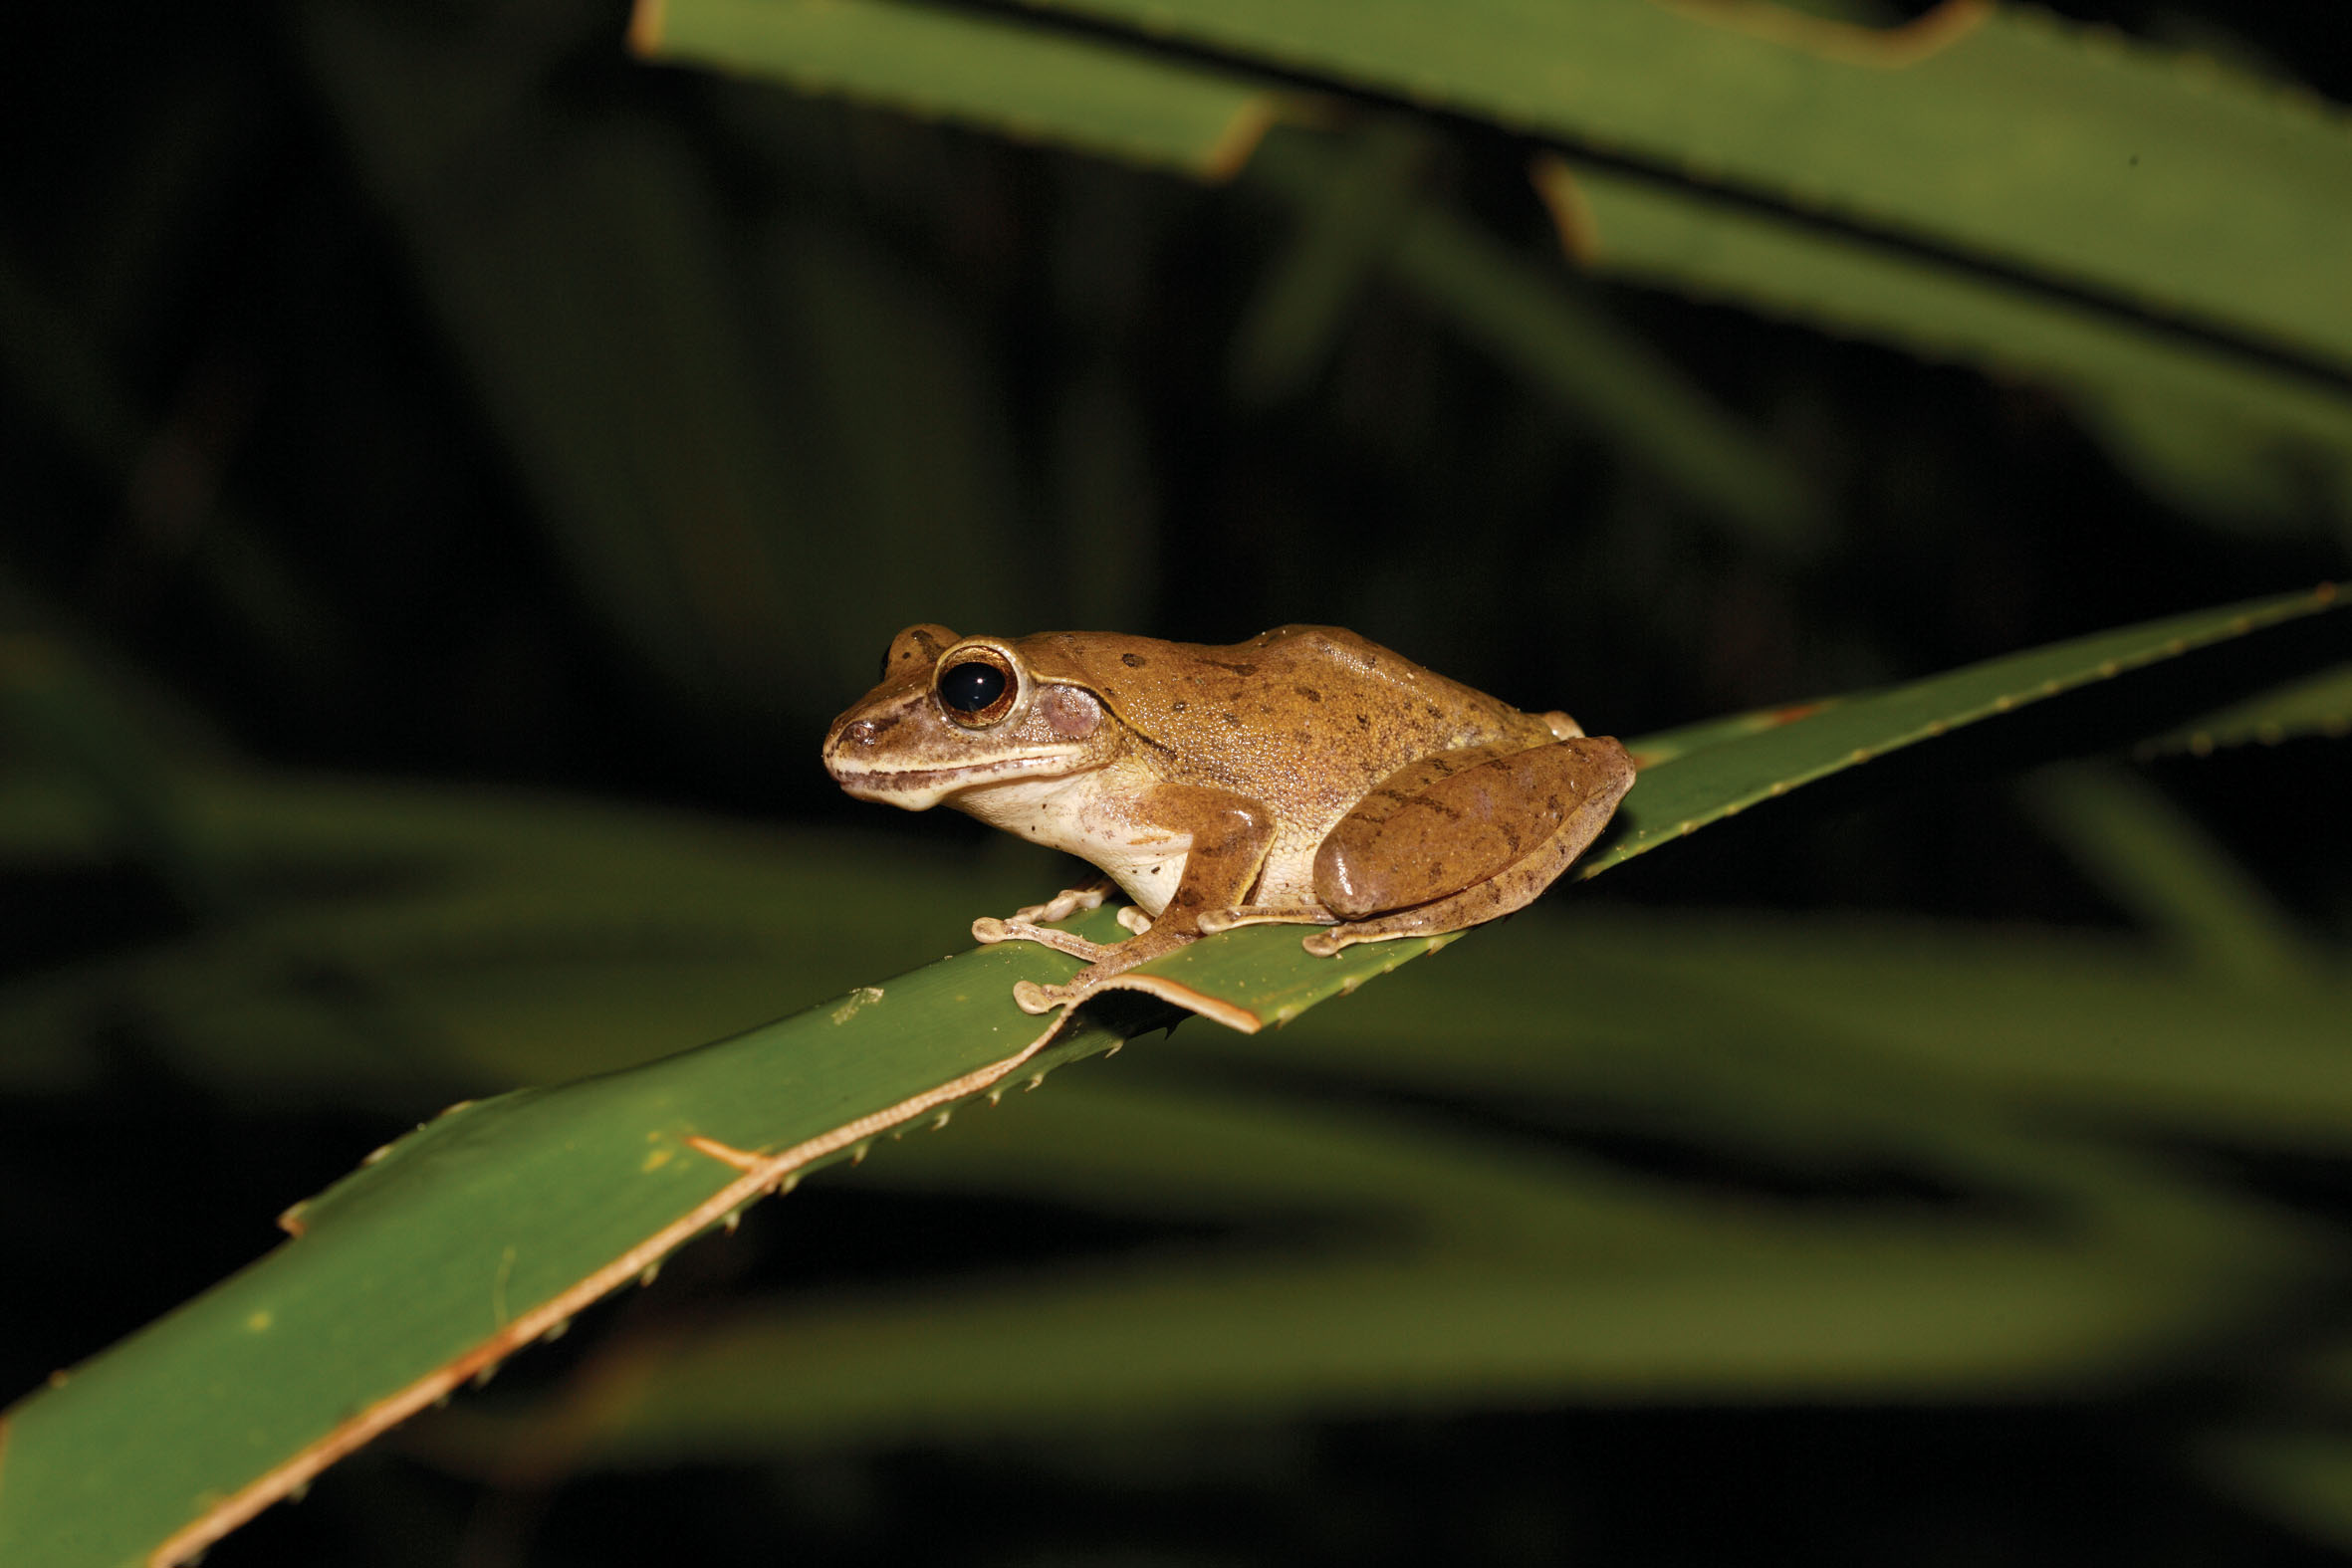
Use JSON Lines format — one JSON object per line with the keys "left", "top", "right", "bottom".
{"left": 952, "top": 770, "right": 1192, "bottom": 916}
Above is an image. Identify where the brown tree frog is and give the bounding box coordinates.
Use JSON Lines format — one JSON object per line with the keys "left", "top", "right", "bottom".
{"left": 823, "top": 625, "right": 1635, "bottom": 1016}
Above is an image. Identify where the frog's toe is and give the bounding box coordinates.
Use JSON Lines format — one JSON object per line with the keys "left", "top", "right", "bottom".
{"left": 1012, "top": 980, "right": 1073, "bottom": 1014}
{"left": 1300, "top": 928, "right": 1352, "bottom": 957}
{"left": 1117, "top": 906, "right": 1153, "bottom": 935}
{"left": 1013, "top": 879, "right": 1115, "bottom": 925}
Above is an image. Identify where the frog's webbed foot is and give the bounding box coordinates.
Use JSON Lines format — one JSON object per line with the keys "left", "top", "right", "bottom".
{"left": 1012, "top": 978, "right": 1078, "bottom": 1014}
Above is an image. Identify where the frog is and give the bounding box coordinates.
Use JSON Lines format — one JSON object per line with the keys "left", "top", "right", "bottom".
{"left": 822, "top": 624, "right": 1635, "bottom": 1017}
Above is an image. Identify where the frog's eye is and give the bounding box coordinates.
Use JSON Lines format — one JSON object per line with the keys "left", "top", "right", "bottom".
{"left": 936, "top": 650, "right": 1018, "bottom": 726}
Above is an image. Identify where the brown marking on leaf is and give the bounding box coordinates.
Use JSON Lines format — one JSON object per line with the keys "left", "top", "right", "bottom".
{"left": 624, "top": 0, "right": 667, "bottom": 57}
{"left": 684, "top": 1135, "right": 765, "bottom": 1174}
{"left": 1198, "top": 96, "right": 1282, "bottom": 182}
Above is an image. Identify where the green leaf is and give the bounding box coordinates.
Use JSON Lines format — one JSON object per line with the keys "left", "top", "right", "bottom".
{"left": 632, "top": 0, "right": 1289, "bottom": 177}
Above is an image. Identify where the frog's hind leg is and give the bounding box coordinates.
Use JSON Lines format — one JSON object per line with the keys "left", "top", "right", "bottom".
{"left": 1301, "top": 870, "right": 1539, "bottom": 956}
{"left": 1303, "top": 736, "right": 1634, "bottom": 956}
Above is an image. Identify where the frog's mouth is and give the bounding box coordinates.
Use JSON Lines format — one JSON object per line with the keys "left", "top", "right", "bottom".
{"left": 826, "top": 752, "right": 1078, "bottom": 810}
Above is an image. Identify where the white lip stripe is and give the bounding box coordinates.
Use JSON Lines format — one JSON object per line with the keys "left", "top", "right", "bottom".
{"left": 830, "top": 754, "right": 1074, "bottom": 790}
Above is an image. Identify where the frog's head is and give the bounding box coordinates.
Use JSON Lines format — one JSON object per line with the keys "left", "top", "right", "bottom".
{"left": 823, "top": 624, "right": 1124, "bottom": 810}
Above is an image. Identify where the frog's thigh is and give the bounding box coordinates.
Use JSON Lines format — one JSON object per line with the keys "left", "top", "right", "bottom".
{"left": 1306, "top": 739, "right": 1631, "bottom": 952}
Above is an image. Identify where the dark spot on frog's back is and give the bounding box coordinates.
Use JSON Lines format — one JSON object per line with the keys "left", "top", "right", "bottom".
{"left": 1220, "top": 710, "right": 1242, "bottom": 728}
{"left": 1121, "top": 652, "right": 1146, "bottom": 668}
{"left": 1171, "top": 700, "right": 1188, "bottom": 713}
{"left": 1295, "top": 686, "right": 1321, "bottom": 703}
{"left": 1203, "top": 659, "right": 1259, "bottom": 677}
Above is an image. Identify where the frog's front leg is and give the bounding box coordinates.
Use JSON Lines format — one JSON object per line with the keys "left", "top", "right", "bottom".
{"left": 1302, "top": 736, "right": 1634, "bottom": 955}
{"left": 1004, "top": 785, "right": 1274, "bottom": 1014}
{"left": 972, "top": 876, "right": 1121, "bottom": 963}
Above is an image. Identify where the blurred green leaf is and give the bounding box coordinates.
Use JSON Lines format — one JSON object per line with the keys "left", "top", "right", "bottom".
{"left": 2143, "top": 662, "right": 2352, "bottom": 756}
{"left": 633, "top": 0, "right": 1290, "bottom": 176}
{"left": 0, "top": 251, "right": 349, "bottom": 680}
{"left": 1537, "top": 157, "right": 2352, "bottom": 534}
{"left": 2017, "top": 760, "right": 2321, "bottom": 989}
{"left": 301, "top": 0, "right": 827, "bottom": 715}
{"left": 1246, "top": 131, "right": 1822, "bottom": 549}
{"left": 418, "top": 1210, "right": 2295, "bottom": 1467}
{"left": 756, "top": 214, "right": 1037, "bottom": 674}
{"left": 2197, "top": 1427, "right": 2352, "bottom": 1553}
{"left": 1007, "top": 0, "right": 2352, "bottom": 366}
{"left": 1245, "top": 908, "right": 2352, "bottom": 1150}
{"left": 1227, "top": 120, "right": 1426, "bottom": 408}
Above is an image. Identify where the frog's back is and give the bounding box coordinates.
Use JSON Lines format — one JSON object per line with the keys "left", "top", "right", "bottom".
{"left": 1020, "top": 625, "right": 1552, "bottom": 799}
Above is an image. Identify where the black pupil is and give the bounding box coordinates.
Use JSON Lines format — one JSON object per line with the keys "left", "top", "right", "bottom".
{"left": 940, "top": 661, "right": 1008, "bottom": 714}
